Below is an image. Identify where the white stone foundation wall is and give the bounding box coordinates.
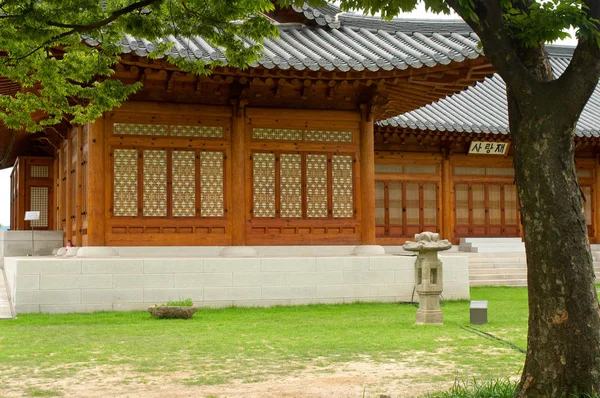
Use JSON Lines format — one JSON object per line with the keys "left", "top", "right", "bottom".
{"left": 3, "top": 253, "right": 469, "bottom": 314}
{"left": 0, "top": 231, "right": 63, "bottom": 267}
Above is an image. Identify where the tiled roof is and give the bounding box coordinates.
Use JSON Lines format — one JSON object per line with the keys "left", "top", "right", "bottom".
{"left": 102, "top": 4, "right": 483, "bottom": 73}
{"left": 380, "top": 46, "right": 600, "bottom": 137}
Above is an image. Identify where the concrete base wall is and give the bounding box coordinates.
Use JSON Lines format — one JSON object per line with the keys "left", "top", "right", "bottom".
{"left": 3, "top": 254, "right": 469, "bottom": 314}
{"left": 0, "top": 231, "right": 63, "bottom": 266}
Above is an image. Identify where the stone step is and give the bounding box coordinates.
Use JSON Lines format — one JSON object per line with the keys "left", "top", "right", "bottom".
{"left": 460, "top": 237, "right": 524, "bottom": 244}
{"left": 0, "top": 269, "right": 14, "bottom": 319}
{"left": 470, "top": 273, "right": 527, "bottom": 281}
{"left": 470, "top": 279, "right": 528, "bottom": 287}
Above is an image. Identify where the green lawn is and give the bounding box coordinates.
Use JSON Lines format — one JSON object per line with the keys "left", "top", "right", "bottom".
{"left": 0, "top": 287, "right": 528, "bottom": 396}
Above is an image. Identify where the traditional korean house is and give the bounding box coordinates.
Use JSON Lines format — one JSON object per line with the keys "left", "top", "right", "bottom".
{"left": 3, "top": 4, "right": 498, "bottom": 249}
{"left": 377, "top": 45, "right": 600, "bottom": 244}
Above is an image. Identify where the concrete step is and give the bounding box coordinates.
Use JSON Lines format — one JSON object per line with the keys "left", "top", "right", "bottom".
{"left": 460, "top": 237, "right": 524, "bottom": 244}
{"left": 470, "top": 273, "right": 527, "bottom": 281}
{"left": 470, "top": 279, "right": 528, "bottom": 287}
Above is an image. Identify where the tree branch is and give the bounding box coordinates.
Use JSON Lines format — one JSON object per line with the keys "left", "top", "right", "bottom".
{"left": 46, "top": 0, "right": 158, "bottom": 32}
{"left": 443, "top": 0, "right": 537, "bottom": 101}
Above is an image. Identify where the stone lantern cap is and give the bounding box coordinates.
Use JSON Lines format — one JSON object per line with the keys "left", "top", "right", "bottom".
{"left": 403, "top": 232, "right": 452, "bottom": 253}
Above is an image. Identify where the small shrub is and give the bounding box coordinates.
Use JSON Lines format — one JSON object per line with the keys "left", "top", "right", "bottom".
{"left": 425, "top": 378, "right": 517, "bottom": 398}
{"left": 164, "top": 298, "right": 194, "bottom": 307}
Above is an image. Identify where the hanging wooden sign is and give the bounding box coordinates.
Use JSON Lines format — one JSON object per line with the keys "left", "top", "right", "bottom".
{"left": 468, "top": 141, "right": 509, "bottom": 155}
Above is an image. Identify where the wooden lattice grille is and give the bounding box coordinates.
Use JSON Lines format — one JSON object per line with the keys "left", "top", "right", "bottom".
{"left": 253, "top": 153, "right": 276, "bottom": 218}
{"left": 113, "top": 149, "right": 138, "bottom": 217}
{"left": 280, "top": 153, "right": 302, "bottom": 218}
{"left": 252, "top": 128, "right": 352, "bottom": 143}
{"left": 30, "top": 165, "right": 49, "bottom": 178}
{"left": 172, "top": 151, "right": 196, "bottom": 217}
{"left": 583, "top": 186, "right": 593, "bottom": 227}
{"left": 375, "top": 181, "right": 385, "bottom": 225}
{"left": 200, "top": 152, "right": 224, "bottom": 217}
{"left": 306, "top": 154, "right": 328, "bottom": 218}
{"left": 143, "top": 150, "right": 168, "bottom": 217}
{"left": 29, "top": 186, "right": 49, "bottom": 227}
{"left": 114, "top": 123, "right": 223, "bottom": 138}
{"left": 332, "top": 155, "right": 354, "bottom": 218}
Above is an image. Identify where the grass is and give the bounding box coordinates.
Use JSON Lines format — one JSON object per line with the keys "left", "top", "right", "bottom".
{"left": 0, "top": 287, "right": 529, "bottom": 394}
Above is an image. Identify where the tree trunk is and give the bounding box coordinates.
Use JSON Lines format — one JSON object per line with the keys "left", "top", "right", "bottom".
{"left": 509, "top": 88, "right": 600, "bottom": 397}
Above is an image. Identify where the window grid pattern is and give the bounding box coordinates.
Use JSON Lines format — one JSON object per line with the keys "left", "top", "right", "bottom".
{"left": 171, "top": 125, "right": 223, "bottom": 138}
{"left": 279, "top": 154, "right": 302, "bottom": 218}
{"left": 306, "top": 154, "right": 329, "bottom": 218}
{"left": 332, "top": 155, "right": 353, "bottom": 218}
{"left": 252, "top": 128, "right": 352, "bottom": 143}
{"left": 30, "top": 186, "right": 49, "bottom": 227}
{"left": 30, "top": 165, "right": 49, "bottom": 178}
{"left": 114, "top": 123, "right": 224, "bottom": 138}
{"left": 114, "top": 123, "right": 168, "bottom": 136}
{"left": 143, "top": 150, "right": 167, "bottom": 217}
{"left": 200, "top": 152, "right": 224, "bottom": 217}
{"left": 172, "top": 151, "right": 196, "bottom": 217}
{"left": 253, "top": 153, "right": 276, "bottom": 218}
{"left": 113, "top": 149, "right": 138, "bottom": 216}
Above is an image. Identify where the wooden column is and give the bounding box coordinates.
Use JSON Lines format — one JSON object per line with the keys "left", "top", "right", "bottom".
{"left": 75, "top": 126, "right": 83, "bottom": 246}
{"left": 64, "top": 133, "right": 73, "bottom": 244}
{"left": 360, "top": 105, "right": 376, "bottom": 245}
{"left": 231, "top": 101, "right": 246, "bottom": 246}
{"left": 86, "top": 119, "right": 106, "bottom": 246}
{"left": 441, "top": 150, "right": 452, "bottom": 241}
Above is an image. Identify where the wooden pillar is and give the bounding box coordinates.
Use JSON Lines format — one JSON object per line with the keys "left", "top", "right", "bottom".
{"left": 231, "top": 101, "right": 246, "bottom": 246}
{"left": 360, "top": 105, "right": 376, "bottom": 245}
{"left": 86, "top": 119, "right": 106, "bottom": 246}
{"left": 65, "top": 133, "right": 73, "bottom": 244}
{"left": 441, "top": 150, "right": 452, "bottom": 241}
{"left": 17, "top": 159, "right": 26, "bottom": 230}
{"left": 75, "top": 126, "right": 83, "bottom": 246}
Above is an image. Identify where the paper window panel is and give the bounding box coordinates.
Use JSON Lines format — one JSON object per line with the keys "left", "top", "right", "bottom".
{"left": 114, "top": 123, "right": 168, "bottom": 136}
{"left": 30, "top": 165, "right": 49, "bottom": 178}
{"left": 113, "top": 149, "right": 138, "bottom": 217}
{"left": 487, "top": 167, "right": 514, "bottom": 176}
{"left": 306, "top": 154, "right": 329, "bottom": 218}
{"left": 583, "top": 186, "right": 593, "bottom": 226}
{"left": 253, "top": 153, "right": 276, "bottom": 218}
{"left": 471, "top": 184, "right": 485, "bottom": 225}
{"left": 423, "top": 183, "right": 437, "bottom": 225}
{"left": 172, "top": 151, "right": 196, "bottom": 217}
{"left": 143, "top": 150, "right": 167, "bottom": 217}
{"left": 332, "top": 155, "right": 354, "bottom": 218}
{"left": 504, "top": 185, "right": 518, "bottom": 225}
{"left": 171, "top": 125, "right": 223, "bottom": 138}
{"left": 200, "top": 152, "right": 224, "bottom": 217}
{"left": 375, "top": 181, "right": 385, "bottom": 225}
{"left": 455, "top": 184, "right": 469, "bottom": 225}
{"left": 279, "top": 154, "right": 303, "bottom": 218}
{"left": 375, "top": 164, "right": 404, "bottom": 173}
{"left": 403, "top": 165, "right": 437, "bottom": 174}
{"left": 29, "top": 187, "right": 49, "bottom": 227}
{"left": 405, "top": 183, "right": 419, "bottom": 225}
{"left": 488, "top": 185, "right": 502, "bottom": 224}
{"left": 388, "top": 182, "right": 403, "bottom": 225}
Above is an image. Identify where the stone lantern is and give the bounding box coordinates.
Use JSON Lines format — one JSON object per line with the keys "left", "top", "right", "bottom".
{"left": 403, "top": 232, "right": 452, "bottom": 325}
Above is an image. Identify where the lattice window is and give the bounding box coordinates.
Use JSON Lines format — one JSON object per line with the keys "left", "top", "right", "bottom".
{"left": 455, "top": 184, "right": 469, "bottom": 225}
{"left": 114, "top": 123, "right": 168, "bottom": 136}
{"left": 405, "top": 183, "right": 419, "bottom": 225}
{"left": 30, "top": 165, "right": 49, "bottom": 178}
{"left": 172, "top": 151, "right": 196, "bottom": 217}
{"left": 253, "top": 153, "right": 276, "bottom": 217}
{"left": 113, "top": 149, "right": 138, "bottom": 217}
{"left": 306, "top": 154, "right": 328, "bottom": 218}
{"left": 332, "top": 155, "right": 353, "bottom": 218}
{"left": 375, "top": 164, "right": 404, "bottom": 173}
{"left": 253, "top": 128, "right": 303, "bottom": 141}
{"left": 578, "top": 169, "right": 593, "bottom": 179}
{"left": 471, "top": 184, "right": 485, "bottom": 225}
{"left": 280, "top": 154, "right": 302, "bottom": 218}
{"left": 583, "top": 186, "right": 593, "bottom": 227}
{"left": 171, "top": 125, "right": 224, "bottom": 138}
{"left": 505, "top": 185, "right": 518, "bottom": 225}
{"left": 81, "top": 154, "right": 88, "bottom": 218}
{"left": 30, "top": 186, "right": 49, "bottom": 227}
{"left": 388, "top": 182, "right": 403, "bottom": 225}
{"left": 304, "top": 130, "right": 353, "bottom": 143}
{"left": 488, "top": 185, "right": 502, "bottom": 225}
{"left": 143, "top": 150, "right": 167, "bottom": 217}
{"left": 375, "top": 181, "right": 385, "bottom": 225}
{"left": 200, "top": 151, "right": 224, "bottom": 217}
{"left": 252, "top": 128, "right": 352, "bottom": 143}
{"left": 423, "top": 183, "right": 437, "bottom": 225}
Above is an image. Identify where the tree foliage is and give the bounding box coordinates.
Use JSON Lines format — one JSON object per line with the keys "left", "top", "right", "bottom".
{"left": 0, "top": 0, "right": 278, "bottom": 132}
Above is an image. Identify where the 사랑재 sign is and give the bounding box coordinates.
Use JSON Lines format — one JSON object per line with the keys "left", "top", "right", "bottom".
{"left": 468, "top": 141, "right": 509, "bottom": 155}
